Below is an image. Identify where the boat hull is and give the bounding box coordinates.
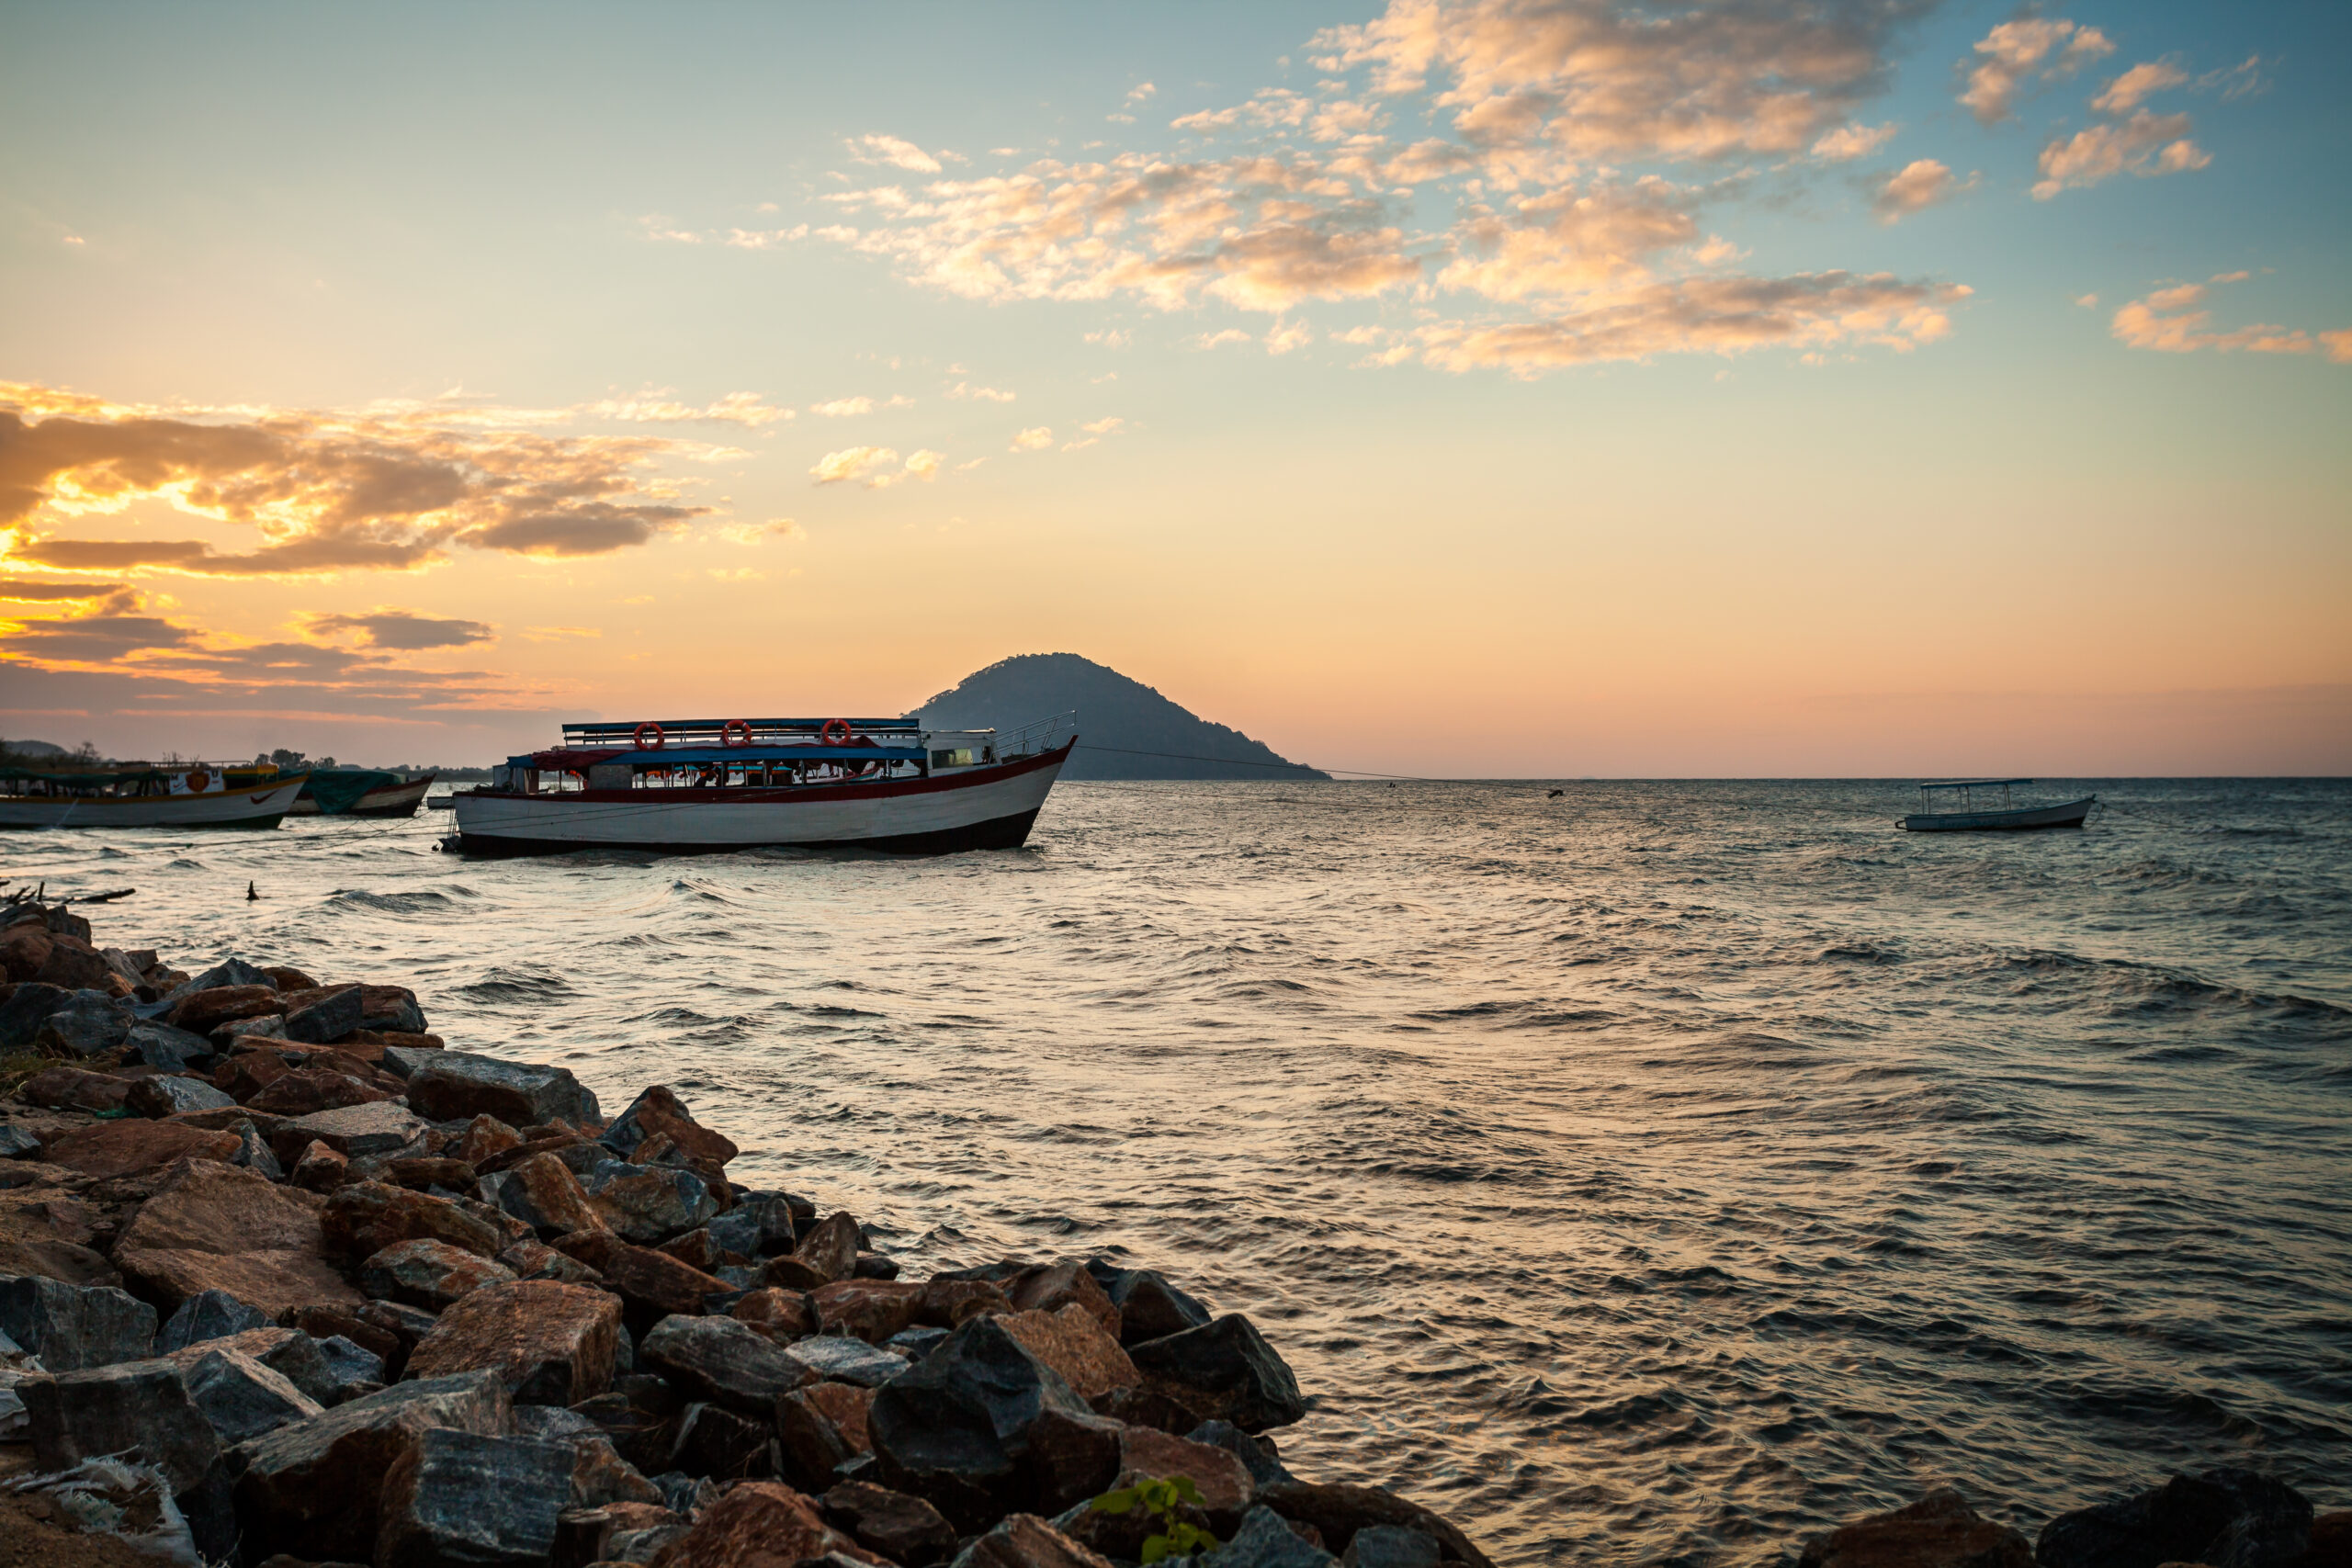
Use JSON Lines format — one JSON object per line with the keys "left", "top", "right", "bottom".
{"left": 0, "top": 780, "right": 306, "bottom": 830}
{"left": 447, "top": 743, "right": 1069, "bottom": 857}
{"left": 288, "top": 775, "right": 436, "bottom": 818}
{"left": 1901, "top": 795, "right": 2096, "bottom": 832}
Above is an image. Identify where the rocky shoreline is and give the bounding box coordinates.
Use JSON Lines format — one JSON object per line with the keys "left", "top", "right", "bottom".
{"left": 0, "top": 896, "right": 2342, "bottom": 1568}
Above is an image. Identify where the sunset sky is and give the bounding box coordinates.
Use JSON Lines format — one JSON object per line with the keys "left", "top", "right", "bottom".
{"left": 3, "top": 0, "right": 2346, "bottom": 775}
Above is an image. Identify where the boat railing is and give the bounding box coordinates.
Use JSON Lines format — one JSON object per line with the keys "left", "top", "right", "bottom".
{"left": 995, "top": 711, "right": 1079, "bottom": 761}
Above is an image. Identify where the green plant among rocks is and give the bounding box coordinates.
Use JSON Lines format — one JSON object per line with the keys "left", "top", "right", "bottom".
{"left": 1091, "top": 1476, "right": 1220, "bottom": 1564}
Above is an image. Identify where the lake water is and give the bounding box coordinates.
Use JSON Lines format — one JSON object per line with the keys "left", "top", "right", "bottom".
{"left": 11, "top": 778, "right": 2349, "bottom": 1564}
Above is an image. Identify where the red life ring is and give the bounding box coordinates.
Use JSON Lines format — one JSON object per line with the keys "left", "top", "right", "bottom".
{"left": 820, "top": 718, "right": 854, "bottom": 746}
{"left": 634, "top": 722, "right": 664, "bottom": 750}
{"left": 720, "top": 719, "right": 753, "bottom": 749}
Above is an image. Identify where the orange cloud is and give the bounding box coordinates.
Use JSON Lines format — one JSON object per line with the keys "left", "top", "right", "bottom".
{"left": 1958, "top": 17, "right": 2114, "bottom": 125}
{"left": 2033, "top": 110, "right": 2209, "bottom": 200}
{"left": 2110, "top": 277, "right": 2352, "bottom": 361}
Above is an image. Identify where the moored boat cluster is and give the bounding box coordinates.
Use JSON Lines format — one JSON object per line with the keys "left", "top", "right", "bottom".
{"left": 0, "top": 897, "right": 1491, "bottom": 1568}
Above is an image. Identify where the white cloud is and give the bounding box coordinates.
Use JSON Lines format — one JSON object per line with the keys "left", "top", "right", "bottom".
{"left": 1126, "top": 83, "right": 1157, "bottom": 105}
{"left": 2092, "top": 61, "right": 2188, "bottom": 115}
{"left": 1080, "top": 417, "right": 1125, "bottom": 435}
{"left": 946, "top": 382, "right": 1016, "bottom": 401}
{"left": 1193, "top": 329, "right": 1254, "bottom": 349}
{"left": 1812, "top": 122, "right": 1898, "bottom": 162}
{"left": 811, "top": 396, "right": 876, "bottom": 417}
{"left": 1872, "top": 160, "right": 1963, "bottom": 223}
{"left": 810, "top": 446, "right": 898, "bottom": 485}
{"left": 2110, "top": 276, "right": 2351, "bottom": 361}
{"left": 2033, "top": 110, "right": 2208, "bottom": 200}
{"left": 856, "top": 133, "right": 944, "bottom": 174}
{"left": 1958, "top": 18, "right": 2114, "bottom": 125}
{"left": 1265, "top": 321, "right": 1314, "bottom": 355}
{"left": 1009, "top": 426, "right": 1054, "bottom": 451}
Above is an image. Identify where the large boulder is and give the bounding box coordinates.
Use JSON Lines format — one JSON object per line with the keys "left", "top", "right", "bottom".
{"left": 158, "top": 1288, "right": 274, "bottom": 1351}
{"left": 777, "top": 1381, "right": 878, "bottom": 1490}
{"left": 813, "top": 1279, "right": 928, "bottom": 1345}
{"left": 639, "top": 1313, "right": 817, "bottom": 1415}
{"left": 33, "top": 934, "right": 116, "bottom": 993}
{"left": 182, "top": 1343, "right": 327, "bottom": 1444}
{"left": 271, "top": 1100, "right": 428, "bottom": 1163}
{"left": 644, "top": 1480, "right": 879, "bottom": 1568}
{"left": 2036, "top": 1471, "right": 2314, "bottom": 1568}
{"left": 552, "top": 1230, "right": 728, "bottom": 1332}
{"left": 669, "top": 1400, "right": 775, "bottom": 1481}
{"left": 281, "top": 983, "right": 364, "bottom": 1044}
{"left": 0, "top": 981, "right": 71, "bottom": 1049}
{"left": 584, "top": 1159, "right": 718, "bottom": 1245}
{"left": 359, "top": 983, "right": 431, "bottom": 1035}
{"left": 480, "top": 1150, "right": 608, "bottom": 1237}
{"left": 361, "top": 1236, "right": 517, "bottom": 1312}
{"left": 376, "top": 1426, "right": 577, "bottom": 1568}
{"left": 404, "top": 1049, "right": 600, "bottom": 1128}
{"left": 168, "top": 983, "right": 283, "bottom": 1034}
{"left": 1000, "top": 1304, "right": 1140, "bottom": 1404}
{"left": 160, "top": 1324, "right": 342, "bottom": 1407}
{"left": 1257, "top": 1483, "right": 1493, "bottom": 1568}
{"left": 16, "top": 1062, "right": 130, "bottom": 1113}
{"left": 1006, "top": 1264, "right": 1121, "bottom": 1341}
{"left": 31, "top": 987, "right": 132, "bottom": 1057}
{"left": 1086, "top": 1261, "right": 1214, "bottom": 1347}
{"left": 731, "top": 1286, "right": 817, "bottom": 1343}
{"left": 1796, "top": 1488, "right": 2032, "bottom": 1568}
{"left": 404, "top": 1279, "right": 622, "bottom": 1404}
{"left": 1127, "top": 1314, "right": 1306, "bottom": 1433}
{"left": 113, "top": 1158, "right": 363, "bottom": 1316}
{"left": 0, "top": 1274, "right": 157, "bottom": 1369}
{"left": 323, "top": 1179, "right": 508, "bottom": 1260}
{"left": 1216, "top": 1505, "right": 1342, "bottom": 1568}
{"left": 603, "top": 1085, "right": 741, "bottom": 1168}
{"left": 41, "top": 1119, "right": 243, "bottom": 1179}
{"left": 175, "top": 957, "right": 277, "bottom": 996}
{"left": 1115, "top": 1426, "right": 1255, "bottom": 1519}
{"left": 953, "top": 1513, "right": 1118, "bottom": 1568}
{"left": 869, "top": 1314, "right": 1125, "bottom": 1530}
{"left": 0, "top": 1190, "right": 119, "bottom": 1288}
{"left": 128, "top": 1019, "right": 217, "bottom": 1072}
{"left": 18, "top": 1355, "right": 221, "bottom": 1494}
{"left": 127, "top": 1074, "right": 240, "bottom": 1117}
{"left": 232, "top": 1370, "right": 514, "bottom": 1562}
{"left": 785, "top": 1332, "right": 910, "bottom": 1388}
{"left": 0, "top": 925, "right": 52, "bottom": 985}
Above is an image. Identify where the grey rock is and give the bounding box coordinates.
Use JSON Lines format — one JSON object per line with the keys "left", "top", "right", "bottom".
{"left": 1187, "top": 1420, "right": 1297, "bottom": 1487}
{"left": 405, "top": 1049, "right": 601, "bottom": 1128}
{"left": 652, "top": 1471, "right": 721, "bottom": 1517}
{"left": 952, "top": 1513, "right": 1128, "bottom": 1568}
{"left": 32, "top": 987, "right": 132, "bottom": 1057}
{"left": 19, "top": 1356, "right": 222, "bottom": 1494}
{"left": 854, "top": 1252, "right": 900, "bottom": 1280}
{"left": 160, "top": 1289, "right": 275, "bottom": 1352}
{"left": 570, "top": 1430, "right": 666, "bottom": 1508}
{"left": 360, "top": 984, "right": 430, "bottom": 1035}
{"left": 286, "top": 1099, "right": 429, "bottom": 1157}
{"left": 668, "top": 1400, "right": 772, "bottom": 1480}
{"left": 869, "top": 1314, "right": 1125, "bottom": 1530}
{"left": 128, "top": 1020, "right": 215, "bottom": 1072}
{"left": 0, "top": 983, "right": 69, "bottom": 1051}
{"left": 176, "top": 957, "right": 277, "bottom": 996}
{"left": 212, "top": 1011, "right": 287, "bottom": 1047}
{"left": 1342, "top": 1525, "right": 1440, "bottom": 1568}
{"left": 2038, "top": 1469, "right": 2314, "bottom": 1568}
{"left": 639, "top": 1313, "right": 816, "bottom": 1415}
{"left": 0, "top": 1126, "right": 41, "bottom": 1160}
{"left": 1220, "top": 1505, "right": 1341, "bottom": 1568}
{"left": 128, "top": 1073, "right": 238, "bottom": 1117}
{"left": 1087, "top": 1259, "right": 1215, "bottom": 1346}
{"left": 514, "top": 1403, "right": 603, "bottom": 1438}
{"left": 231, "top": 1370, "right": 514, "bottom": 1562}
{"left": 787, "top": 1332, "right": 915, "bottom": 1388}
{"left": 0, "top": 1274, "right": 158, "bottom": 1370}
{"left": 888, "top": 1325, "right": 951, "bottom": 1359}
{"left": 284, "top": 983, "right": 364, "bottom": 1044}
{"left": 582, "top": 1159, "right": 718, "bottom": 1244}
{"left": 1127, "top": 1314, "right": 1306, "bottom": 1432}
{"left": 615, "top": 1320, "right": 634, "bottom": 1376}
{"left": 229, "top": 1116, "right": 286, "bottom": 1179}
{"left": 381, "top": 1043, "right": 445, "bottom": 1080}
{"left": 376, "top": 1426, "right": 574, "bottom": 1568}
{"left": 184, "top": 1345, "right": 326, "bottom": 1444}
{"left": 314, "top": 1333, "right": 388, "bottom": 1399}
{"left": 43, "top": 906, "right": 92, "bottom": 940}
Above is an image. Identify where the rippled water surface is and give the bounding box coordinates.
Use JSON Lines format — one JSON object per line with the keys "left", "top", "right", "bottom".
{"left": 10, "top": 779, "right": 2350, "bottom": 1563}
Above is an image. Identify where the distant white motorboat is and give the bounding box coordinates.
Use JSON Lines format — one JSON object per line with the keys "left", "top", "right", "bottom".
{"left": 0, "top": 763, "right": 308, "bottom": 829}
{"left": 447, "top": 714, "right": 1075, "bottom": 857}
{"left": 1900, "top": 779, "right": 2097, "bottom": 832}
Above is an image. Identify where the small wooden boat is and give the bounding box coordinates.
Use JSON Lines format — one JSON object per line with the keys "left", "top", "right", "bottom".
{"left": 0, "top": 763, "right": 308, "bottom": 829}
{"left": 447, "top": 714, "right": 1075, "bottom": 857}
{"left": 288, "top": 770, "right": 437, "bottom": 818}
{"left": 1900, "top": 779, "right": 2096, "bottom": 832}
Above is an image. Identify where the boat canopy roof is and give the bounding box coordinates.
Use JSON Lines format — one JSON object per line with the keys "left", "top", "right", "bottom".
{"left": 1919, "top": 778, "right": 2032, "bottom": 789}
{"left": 561, "top": 717, "right": 924, "bottom": 748}
{"left": 511, "top": 744, "right": 927, "bottom": 770}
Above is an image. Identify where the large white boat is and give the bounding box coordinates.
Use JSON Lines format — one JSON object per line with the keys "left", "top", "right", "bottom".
{"left": 0, "top": 762, "right": 309, "bottom": 829}
{"left": 446, "top": 714, "right": 1075, "bottom": 857}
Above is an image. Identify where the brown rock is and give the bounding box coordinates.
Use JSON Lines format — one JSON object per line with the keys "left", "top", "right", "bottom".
{"left": 809, "top": 1279, "right": 926, "bottom": 1345}
{"left": 999, "top": 1304, "right": 1139, "bottom": 1403}
{"left": 498, "top": 1236, "right": 606, "bottom": 1286}
{"left": 731, "top": 1287, "right": 815, "bottom": 1343}
{"left": 605, "top": 1084, "right": 741, "bottom": 1169}
{"left": 1115, "top": 1427, "right": 1254, "bottom": 1517}
{"left": 17, "top": 1064, "right": 133, "bottom": 1113}
{"left": 403, "top": 1278, "right": 622, "bottom": 1404}
{"left": 919, "top": 1277, "right": 1014, "bottom": 1328}
{"left": 114, "top": 1157, "right": 362, "bottom": 1316}
{"left": 360, "top": 1235, "right": 516, "bottom": 1311}
{"left": 0, "top": 923, "right": 51, "bottom": 981}
{"left": 42, "top": 1120, "right": 243, "bottom": 1179}
{"left": 385, "top": 1156, "right": 478, "bottom": 1191}
{"left": 553, "top": 1228, "right": 728, "bottom": 1329}
{"left": 290, "top": 1303, "right": 403, "bottom": 1367}
{"left": 824, "top": 1480, "right": 958, "bottom": 1566}
{"left": 1260, "top": 1482, "right": 1496, "bottom": 1568}
{"left": 0, "top": 1187, "right": 119, "bottom": 1286}
{"left": 261, "top": 965, "right": 319, "bottom": 991}
{"left": 658, "top": 1226, "right": 729, "bottom": 1272}
{"left": 790, "top": 1211, "right": 861, "bottom": 1286}
{"left": 292, "top": 1140, "right": 351, "bottom": 1192}
{"left": 169, "top": 983, "right": 283, "bottom": 1033}
{"left": 646, "top": 1480, "right": 881, "bottom": 1568}
{"left": 245, "top": 1066, "right": 395, "bottom": 1116}
{"left": 33, "top": 932, "right": 115, "bottom": 991}
{"left": 215, "top": 1049, "right": 291, "bottom": 1101}
{"left": 762, "top": 1255, "right": 828, "bottom": 1291}
{"left": 956, "top": 1514, "right": 1118, "bottom": 1568}
{"left": 454, "top": 1113, "right": 524, "bottom": 1166}
{"left": 322, "top": 1179, "right": 507, "bottom": 1259}
{"left": 1008, "top": 1263, "right": 1120, "bottom": 1341}
{"left": 485, "top": 1149, "right": 608, "bottom": 1236}
{"left": 1796, "top": 1488, "right": 2032, "bottom": 1568}
{"left": 478, "top": 1132, "right": 593, "bottom": 1176}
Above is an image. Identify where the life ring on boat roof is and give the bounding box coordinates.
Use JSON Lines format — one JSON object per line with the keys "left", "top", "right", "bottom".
{"left": 633, "top": 722, "right": 664, "bottom": 750}
{"left": 820, "top": 718, "right": 854, "bottom": 746}
{"left": 720, "top": 719, "right": 754, "bottom": 749}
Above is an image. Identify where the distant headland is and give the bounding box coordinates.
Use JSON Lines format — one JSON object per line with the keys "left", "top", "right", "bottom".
{"left": 910, "top": 653, "right": 1329, "bottom": 782}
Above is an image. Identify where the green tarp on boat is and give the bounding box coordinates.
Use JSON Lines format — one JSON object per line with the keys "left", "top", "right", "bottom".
{"left": 299, "top": 769, "right": 404, "bottom": 814}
